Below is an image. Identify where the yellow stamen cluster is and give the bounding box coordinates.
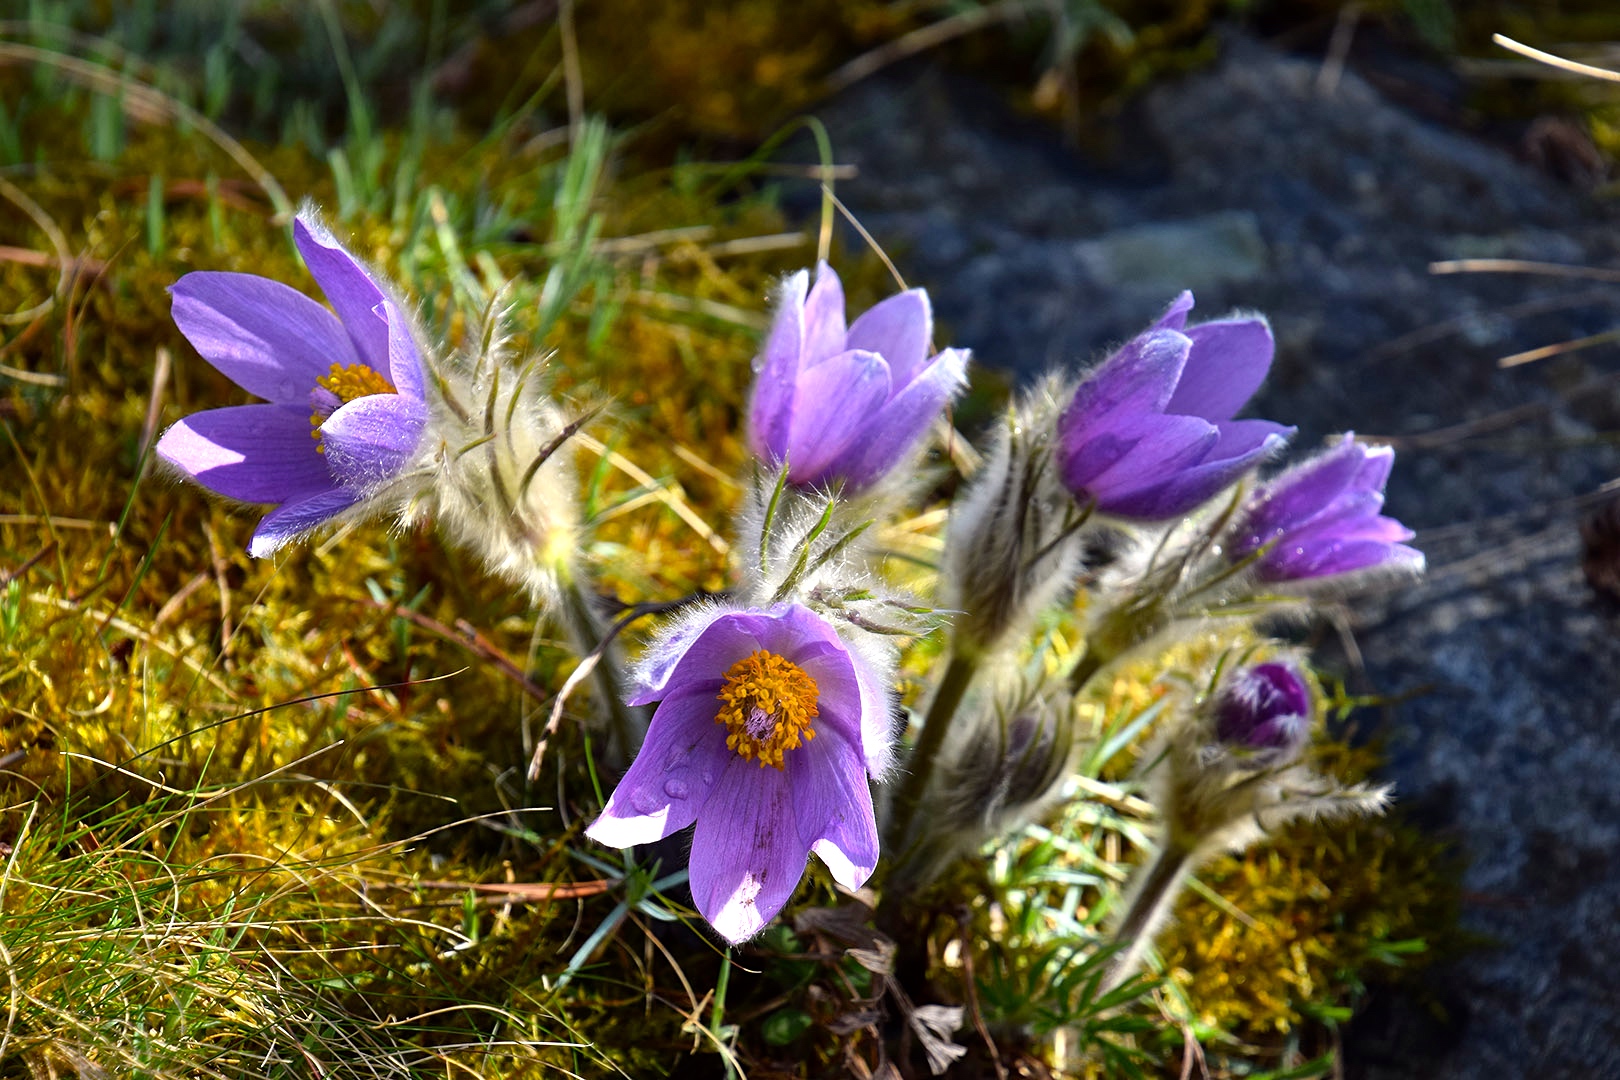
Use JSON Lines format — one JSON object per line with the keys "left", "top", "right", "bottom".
{"left": 309, "top": 362, "right": 397, "bottom": 450}
{"left": 715, "top": 650, "right": 820, "bottom": 770}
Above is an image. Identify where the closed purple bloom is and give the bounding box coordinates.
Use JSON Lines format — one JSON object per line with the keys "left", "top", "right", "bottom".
{"left": 749, "top": 263, "right": 968, "bottom": 490}
{"left": 156, "top": 213, "right": 429, "bottom": 557}
{"left": 1233, "top": 434, "right": 1423, "bottom": 582}
{"left": 1056, "top": 291, "right": 1293, "bottom": 520}
{"left": 587, "top": 603, "right": 886, "bottom": 944}
{"left": 1214, "top": 661, "right": 1311, "bottom": 760}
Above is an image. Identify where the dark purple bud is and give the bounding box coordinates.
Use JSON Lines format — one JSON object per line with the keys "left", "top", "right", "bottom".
{"left": 1232, "top": 434, "right": 1423, "bottom": 582}
{"left": 1055, "top": 290, "right": 1293, "bottom": 521}
{"left": 1213, "top": 661, "right": 1312, "bottom": 758}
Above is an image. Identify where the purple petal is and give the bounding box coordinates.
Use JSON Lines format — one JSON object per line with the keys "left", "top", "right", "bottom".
{"left": 1061, "top": 329, "right": 1191, "bottom": 439}
{"left": 748, "top": 271, "right": 809, "bottom": 463}
{"left": 784, "top": 641, "right": 864, "bottom": 749}
{"left": 632, "top": 604, "right": 737, "bottom": 703}
{"left": 1216, "top": 662, "right": 1312, "bottom": 751}
{"left": 318, "top": 393, "right": 429, "bottom": 491}
{"left": 689, "top": 757, "right": 808, "bottom": 944}
{"left": 845, "top": 288, "right": 931, "bottom": 387}
{"left": 170, "top": 272, "right": 356, "bottom": 403}
{"left": 793, "top": 727, "right": 878, "bottom": 890}
{"left": 1085, "top": 414, "right": 1219, "bottom": 493}
{"left": 849, "top": 647, "right": 896, "bottom": 778}
{"left": 1149, "top": 290, "right": 1196, "bottom": 333}
{"left": 294, "top": 215, "right": 390, "bottom": 373}
{"left": 1353, "top": 443, "right": 1395, "bottom": 490}
{"left": 784, "top": 349, "right": 892, "bottom": 486}
{"left": 586, "top": 689, "right": 730, "bottom": 847}
{"left": 1059, "top": 415, "right": 1150, "bottom": 494}
{"left": 379, "top": 299, "right": 425, "bottom": 400}
{"left": 247, "top": 487, "right": 361, "bottom": 558}
{"left": 1213, "top": 418, "right": 1294, "bottom": 458}
{"left": 760, "top": 603, "right": 848, "bottom": 654}
{"left": 1260, "top": 537, "right": 1418, "bottom": 582}
{"left": 829, "top": 347, "right": 967, "bottom": 489}
{"left": 1241, "top": 435, "right": 1364, "bottom": 542}
{"left": 1102, "top": 424, "right": 1291, "bottom": 520}
{"left": 1286, "top": 493, "right": 1414, "bottom": 547}
{"left": 1165, "top": 318, "right": 1275, "bottom": 421}
{"left": 157, "top": 403, "right": 333, "bottom": 504}
{"left": 801, "top": 262, "right": 847, "bottom": 367}
{"left": 636, "top": 607, "right": 802, "bottom": 708}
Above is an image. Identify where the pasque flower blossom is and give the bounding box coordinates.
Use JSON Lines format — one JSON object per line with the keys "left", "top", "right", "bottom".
{"left": 1057, "top": 291, "right": 1293, "bottom": 520}
{"left": 157, "top": 213, "right": 428, "bottom": 557}
{"left": 749, "top": 262, "right": 968, "bottom": 490}
{"left": 1232, "top": 433, "right": 1423, "bottom": 582}
{"left": 587, "top": 603, "right": 891, "bottom": 944}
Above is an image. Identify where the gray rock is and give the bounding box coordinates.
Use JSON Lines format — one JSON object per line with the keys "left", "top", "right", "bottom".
{"left": 808, "top": 29, "right": 1620, "bottom": 1079}
{"left": 1074, "top": 211, "right": 1269, "bottom": 294}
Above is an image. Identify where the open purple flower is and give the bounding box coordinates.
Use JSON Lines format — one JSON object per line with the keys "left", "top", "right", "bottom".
{"left": 587, "top": 603, "right": 889, "bottom": 944}
{"left": 156, "top": 213, "right": 429, "bottom": 557}
{"left": 1213, "top": 660, "right": 1312, "bottom": 762}
{"left": 1232, "top": 434, "right": 1423, "bottom": 582}
{"left": 1056, "top": 291, "right": 1293, "bottom": 520}
{"left": 749, "top": 262, "right": 968, "bottom": 491}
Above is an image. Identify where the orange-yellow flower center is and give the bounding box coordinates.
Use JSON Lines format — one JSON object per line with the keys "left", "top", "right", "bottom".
{"left": 309, "top": 362, "right": 397, "bottom": 450}
{"left": 319, "top": 362, "right": 396, "bottom": 402}
{"left": 715, "top": 649, "right": 819, "bottom": 770}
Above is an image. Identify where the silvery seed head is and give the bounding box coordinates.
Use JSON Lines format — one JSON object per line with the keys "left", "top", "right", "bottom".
{"left": 403, "top": 296, "right": 587, "bottom": 608}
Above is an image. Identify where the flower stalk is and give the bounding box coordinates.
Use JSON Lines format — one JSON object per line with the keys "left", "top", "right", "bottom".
{"left": 1103, "top": 838, "right": 1194, "bottom": 991}
{"left": 883, "top": 649, "right": 979, "bottom": 859}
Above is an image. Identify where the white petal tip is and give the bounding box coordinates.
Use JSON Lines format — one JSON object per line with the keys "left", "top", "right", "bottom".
{"left": 812, "top": 839, "right": 874, "bottom": 892}
{"left": 585, "top": 806, "right": 671, "bottom": 849}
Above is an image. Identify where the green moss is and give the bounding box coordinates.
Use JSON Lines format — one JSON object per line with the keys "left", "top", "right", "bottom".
{"left": 1162, "top": 788, "right": 1461, "bottom": 1042}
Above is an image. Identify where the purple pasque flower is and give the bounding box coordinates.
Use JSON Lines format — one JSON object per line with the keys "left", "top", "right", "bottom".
{"left": 749, "top": 262, "right": 968, "bottom": 490}
{"left": 1232, "top": 434, "right": 1423, "bottom": 582}
{"left": 587, "top": 602, "right": 889, "bottom": 944}
{"left": 1056, "top": 291, "right": 1293, "bottom": 520}
{"left": 156, "top": 213, "right": 429, "bottom": 558}
{"left": 1213, "top": 660, "right": 1312, "bottom": 761}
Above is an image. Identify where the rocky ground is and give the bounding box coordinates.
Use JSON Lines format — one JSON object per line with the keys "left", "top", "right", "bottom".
{"left": 806, "top": 29, "right": 1620, "bottom": 1079}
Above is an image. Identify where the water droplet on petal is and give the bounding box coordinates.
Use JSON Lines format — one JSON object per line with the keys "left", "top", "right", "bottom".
{"left": 663, "top": 778, "right": 689, "bottom": 800}
{"left": 629, "top": 787, "right": 664, "bottom": 815}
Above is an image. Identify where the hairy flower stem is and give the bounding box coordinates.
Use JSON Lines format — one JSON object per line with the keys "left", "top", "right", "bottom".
{"left": 1104, "top": 839, "right": 1194, "bottom": 991}
{"left": 557, "top": 572, "right": 644, "bottom": 766}
{"left": 885, "top": 650, "right": 980, "bottom": 857}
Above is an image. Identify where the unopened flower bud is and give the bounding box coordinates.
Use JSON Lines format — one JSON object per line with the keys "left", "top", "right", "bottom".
{"left": 1212, "top": 661, "right": 1312, "bottom": 761}
{"left": 941, "top": 375, "right": 1086, "bottom": 659}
